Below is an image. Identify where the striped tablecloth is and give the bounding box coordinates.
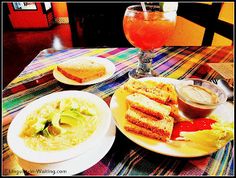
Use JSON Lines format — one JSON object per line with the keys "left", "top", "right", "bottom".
{"left": 2, "top": 46, "right": 234, "bottom": 176}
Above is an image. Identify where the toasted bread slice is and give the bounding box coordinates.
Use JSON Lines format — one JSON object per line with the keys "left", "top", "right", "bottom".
{"left": 169, "top": 105, "right": 182, "bottom": 122}
{"left": 57, "top": 60, "right": 106, "bottom": 83}
{"left": 124, "top": 122, "right": 171, "bottom": 142}
{"left": 154, "top": 83, "right": 177, "bottom": 104}
{"left": 125, "top": 107, "right": 174, "bottom": 141}
{"left": 143, "top": 80, "right": 178, "bottom": 104}
{"left": 124, "top": 79, "right": 170, "bottom": 104}
{"left": 126, "top": 93, "right": 171, "bottom": 119}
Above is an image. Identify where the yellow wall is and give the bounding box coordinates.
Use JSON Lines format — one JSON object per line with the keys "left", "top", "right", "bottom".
{"left": 165, "top": 16, "right": 205, "bottom": 46}
{"left": 212, "top": 33, "right": 232, "bottom": 46}
{"left": 197, "top": 2, "right": 212, "bottom": 5}
{"left": 166, "top": 2, "right": 234, "bottom": 46}
{"left": 52, "top": 2, "right": 69, "bottom": 24}
{"left": 213, "top": 2, "right": 234, "bottom": 46}
{"left": 52, "top": 2, "right": 68, "bottom": 18}
{"left": 218, "top": 2, "right": 234, "bottom": 24}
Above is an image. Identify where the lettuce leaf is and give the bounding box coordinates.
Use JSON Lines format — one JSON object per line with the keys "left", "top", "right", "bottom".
{"left": 180, "top": 121, "right": 234, "bottom": 149}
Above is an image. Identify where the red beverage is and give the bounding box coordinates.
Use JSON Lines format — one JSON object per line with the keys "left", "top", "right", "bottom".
{"left": 122, "top": 4, "right": 177, "bottom": 78}
{"left": 123, "top": 11, "right": 176, "bottom": 50}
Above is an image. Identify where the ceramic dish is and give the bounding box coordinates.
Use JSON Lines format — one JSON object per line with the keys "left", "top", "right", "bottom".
{"left": 8, "top": 91, "right": 112, "bottom": 163}
{"left": 110, "top": 77, "right": 234, "bottom": 157}
{"left": 15, "top": 120, "right": 116, "bottom": 175}
{"left": 53, "top": 56, "right": 116, "bottom": 85}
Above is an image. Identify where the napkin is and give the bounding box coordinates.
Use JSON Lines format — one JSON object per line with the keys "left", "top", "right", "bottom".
{"left": 207, "top": 63, "right": 234, "bottom": 79}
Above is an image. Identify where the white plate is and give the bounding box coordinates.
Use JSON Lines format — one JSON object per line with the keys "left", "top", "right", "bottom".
{"left": 53, "top": 56, "right": 116, "bottom": 85}
{"left": 7, "top": 91, "right": 112, "bottom": 163}
{"left": 110, "top": 77, "right": 234, "bottom": 158}
{"left": 16, "top": 120, "right": 116, "bottom": 176}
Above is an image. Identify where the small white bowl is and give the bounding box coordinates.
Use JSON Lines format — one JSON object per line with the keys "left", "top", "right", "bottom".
{"left": 175, "top": 78, "right": 227, "bottom": 118}
{"left": 7, "top": 91, "right": 112, "bottom": 164}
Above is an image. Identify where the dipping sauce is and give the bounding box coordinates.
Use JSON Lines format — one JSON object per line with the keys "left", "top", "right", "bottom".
{"left": 180, "top": 85, "right": 218, "bottom": 104}
{"left": 171, "top": 118, "right": 216, "bottom": 140}
{"left": 177, "top": 85, "right": 219, "bottom": 118}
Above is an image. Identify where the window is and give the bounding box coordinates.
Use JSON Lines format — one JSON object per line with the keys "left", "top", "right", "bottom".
{"left": 12, "top": 2, "right": 37, "bottom": 10}
{"left": 44, "top": 2, "right": 52, "bottom": 11}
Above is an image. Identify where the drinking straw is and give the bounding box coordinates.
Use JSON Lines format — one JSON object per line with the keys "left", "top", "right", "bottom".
{"left": 141, "top": 2, "right": 148, "bottom": 20}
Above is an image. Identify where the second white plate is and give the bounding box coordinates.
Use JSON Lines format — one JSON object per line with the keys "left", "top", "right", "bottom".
{"left": 53, "top": 56, "right": 116, "bottom": 86}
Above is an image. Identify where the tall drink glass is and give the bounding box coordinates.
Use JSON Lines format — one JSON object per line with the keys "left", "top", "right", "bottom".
{"left": 123, "top": 4, "right": 177, "bottom": 78}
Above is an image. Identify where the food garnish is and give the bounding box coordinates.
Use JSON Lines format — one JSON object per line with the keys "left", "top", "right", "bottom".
{"left": 180, "top": 121, "right": 234, "bottom": 149}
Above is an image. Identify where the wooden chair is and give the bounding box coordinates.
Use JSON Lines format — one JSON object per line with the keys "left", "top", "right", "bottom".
{"left": 177, "top": 2, "right": 233, "bottom": 46}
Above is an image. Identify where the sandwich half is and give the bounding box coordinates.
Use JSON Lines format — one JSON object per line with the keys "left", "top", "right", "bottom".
{"left": 124, "top": 79, "right": 177, "bottom": 105}
{"left": 57, "top": 60, "right": 106, "bottom": 83}
{"left": 125, "top": 107, "right": 174, "bottom": 141}
{"left": 126, "top": 93, "right": 171, "bottom": 119}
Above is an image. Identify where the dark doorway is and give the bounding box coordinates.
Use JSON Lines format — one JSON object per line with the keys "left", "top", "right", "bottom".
{"left": 3, "top": 3, "right": 13, "bottom": 32}
{"left": 67, "top": 3, "right": 134, "bottom": 48}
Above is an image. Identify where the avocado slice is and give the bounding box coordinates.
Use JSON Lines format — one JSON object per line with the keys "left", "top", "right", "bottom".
{"left": 42, "top": 126, "right": 51, "bottom": 137}
{"left": 61, "top": 110, "right": 86, "bottom": 120}
{"left": 80, "top": 106, "right": 96, "bottom": 116}
{"left": 60, "top": 110, "right": 86, "bottom": 126}
{"left": 27, "top": 117, "right": 47, "bottom": 136}
{"left": 51, "top": 113, "right": 66, "bottom": 134}
{"left": 60, "top": 115, "right": 79, "bottom": 126}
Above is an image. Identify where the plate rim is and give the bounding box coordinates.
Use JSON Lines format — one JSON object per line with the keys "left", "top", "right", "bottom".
{"left": 16, "top": 120, "right": 116, "bottom": 175}
{"left": 53, "top": 56, "right": 116, "bottom": 86}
